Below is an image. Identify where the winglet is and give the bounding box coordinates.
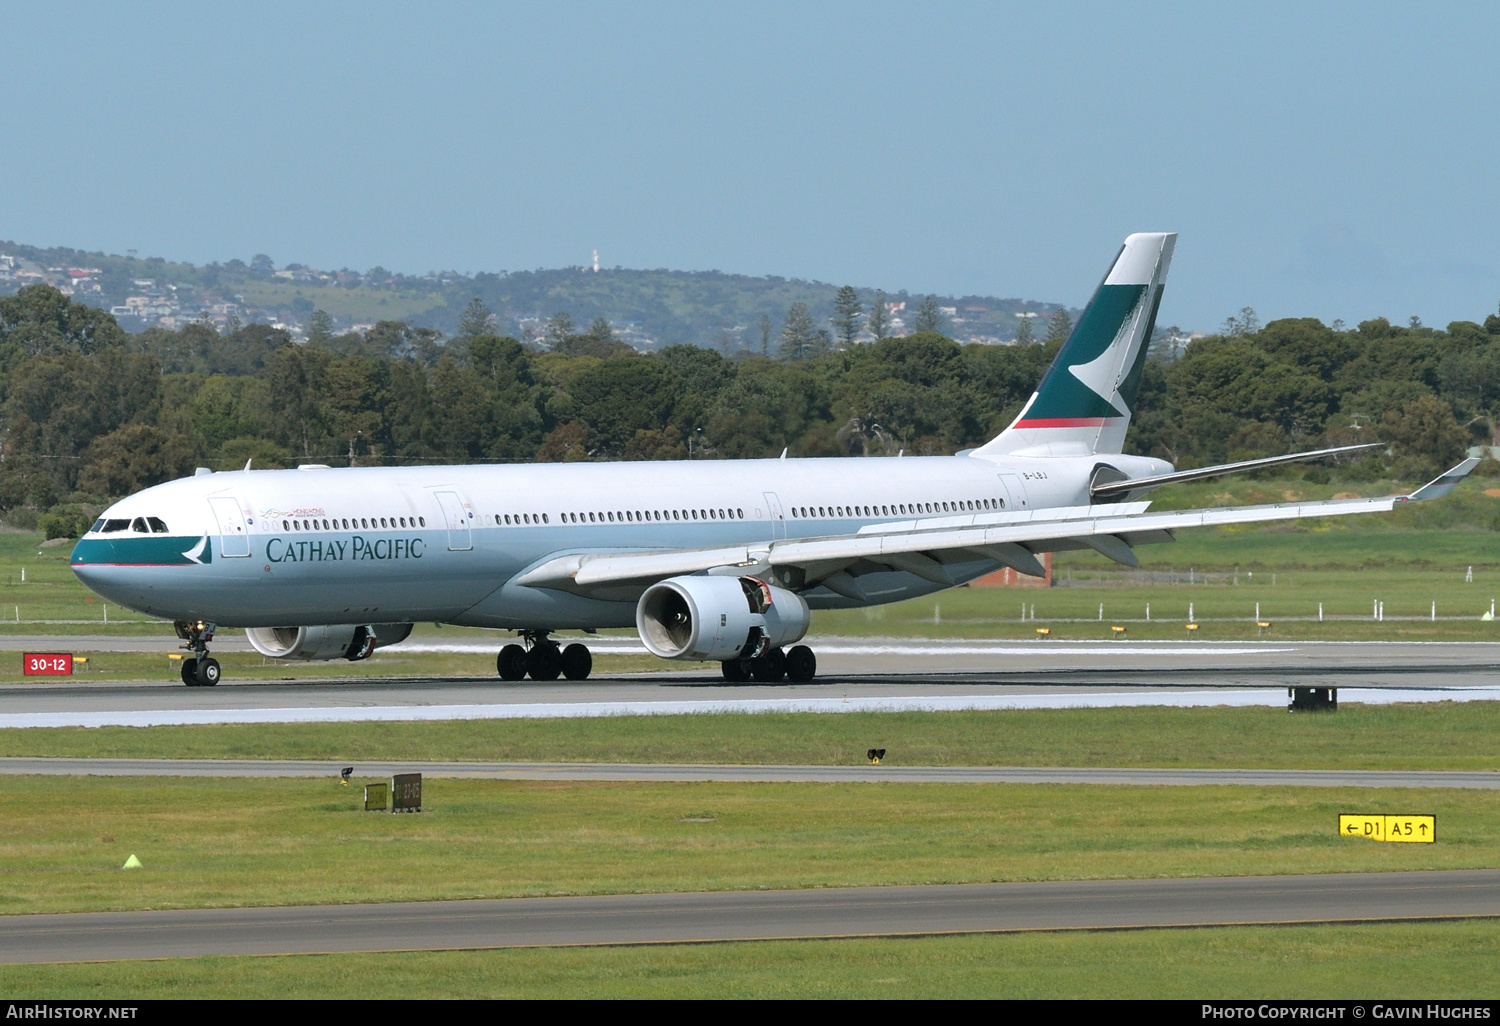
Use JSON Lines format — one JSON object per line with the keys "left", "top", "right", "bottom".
{"left": 1402, "top": 457, "right": 1482, "bottom": 502}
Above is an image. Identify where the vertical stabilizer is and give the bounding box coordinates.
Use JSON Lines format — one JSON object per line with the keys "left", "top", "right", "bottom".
{"left": 974, "top": 232, "right": 1175, "bottom": 457}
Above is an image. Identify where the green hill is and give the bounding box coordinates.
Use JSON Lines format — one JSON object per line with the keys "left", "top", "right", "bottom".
{"left": 0, "top": 239, "right": 1070, "bottom": 349}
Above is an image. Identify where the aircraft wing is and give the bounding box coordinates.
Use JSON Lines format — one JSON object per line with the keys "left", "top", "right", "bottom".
{"left": 512, "top": 458, "right": 1481, "bottom": 601}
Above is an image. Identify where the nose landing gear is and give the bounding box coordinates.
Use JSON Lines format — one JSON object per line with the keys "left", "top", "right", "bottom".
{"left": 498, "top": 631, "right": 593, "bottom": 682}
{"left": 175, "top": 620, "right": 221, "bottom": 686}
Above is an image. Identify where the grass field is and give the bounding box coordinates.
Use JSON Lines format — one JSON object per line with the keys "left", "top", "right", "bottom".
{"left": 3, "top": 920, "right": 1496, "bottom": 998}
{"left": 0, "top": 776, "right": 1494, "bottom": 916}
{"left": 818, "top": 563, "right": 1500, "bottom": 639}
{"left": 1, "top": 704, "right": 1497, "bottom": 770}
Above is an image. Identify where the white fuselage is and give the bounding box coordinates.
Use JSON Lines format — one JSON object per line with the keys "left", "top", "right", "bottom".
{"left": 70, "top": 451, "right": 1170, "bottom": 630}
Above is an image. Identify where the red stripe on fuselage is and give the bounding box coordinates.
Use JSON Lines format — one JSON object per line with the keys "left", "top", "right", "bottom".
{"left": 1012, "top": 417, "right": 1116, "bottom": 428}
{"left": 70, "top": 562, "right": 196, "bottom": 567}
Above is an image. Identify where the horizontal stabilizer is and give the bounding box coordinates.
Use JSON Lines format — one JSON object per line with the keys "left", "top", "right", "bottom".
{"left": 1090, "top": 443, "right": 1383, "bottom": 498}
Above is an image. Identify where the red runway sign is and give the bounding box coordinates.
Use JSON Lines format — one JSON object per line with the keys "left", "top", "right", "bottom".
{"left": 23, "top": 653, "right": 73, "bottom": 676}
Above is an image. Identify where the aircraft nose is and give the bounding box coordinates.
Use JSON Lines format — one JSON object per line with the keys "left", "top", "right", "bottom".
{"left": 70, "top": 537, "right": 123, "bottom": 594}
{"left": 70, "top": 558, "right": 111, "bottom": 591}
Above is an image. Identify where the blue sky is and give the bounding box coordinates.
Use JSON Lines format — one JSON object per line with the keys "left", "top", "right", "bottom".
{"left": 3, "top": 2, "right": 1497, "bottom": 330}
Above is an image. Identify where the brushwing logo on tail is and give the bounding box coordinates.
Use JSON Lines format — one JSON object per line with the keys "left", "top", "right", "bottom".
{"left": 973, "top": 233, "right": 1173, "bottom": 458}
{"left": 1014, "top": 282, "right": 1149, "bottom": 427}
{"left": 1064, "top": 289, "right": 1151, "bottom": 419}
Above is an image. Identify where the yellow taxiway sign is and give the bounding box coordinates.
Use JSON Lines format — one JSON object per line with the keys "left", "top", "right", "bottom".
{"left": 1338, "top": 814, "right": 1436, "bottom": 843}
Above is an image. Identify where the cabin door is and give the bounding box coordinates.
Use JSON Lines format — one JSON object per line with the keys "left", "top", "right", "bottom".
{"left": 997, "top": 474, "right": 1030, "bottom": 512}
{"left": 434, "top": 491, "right": 473, "bottom": 551}
{"left": 208, "top": 496, "right": 251, "bottom": 557}
{"left": 763, "top": 492, "right": 786, "bottom": 540}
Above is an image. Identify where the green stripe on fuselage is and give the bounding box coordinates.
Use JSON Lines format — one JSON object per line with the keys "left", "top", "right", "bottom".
{"left": 71, "top": 536, "right": 211, "bottom": 566}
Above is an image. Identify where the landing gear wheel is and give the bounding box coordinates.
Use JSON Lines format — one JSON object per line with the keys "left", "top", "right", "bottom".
{"left": 721, "top": 658, "right": 752, "bottom": 682}
{"left": 175, "top": 620, "right": 219, "bottom": 687}
{"left": 526, "top": 644, "right": 563, "bottom": 681}
{"left": 786, "top": 645, "right": 817, "bottom": 683}
{"left": 497, "top": 644, "right": 528, "bottom": 681}
{"left": 751, "top": 647, "right": 787, "bottom": 682}
{"left": 195, "top": 657, "right": 221, "bottom": 687}
{"left": 561, "top": 644, "right": 592, "bottom": 680}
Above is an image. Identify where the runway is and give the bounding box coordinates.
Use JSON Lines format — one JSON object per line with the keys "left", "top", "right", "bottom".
{"left": 2, "top": 870, "right": 1494, "bottom": 963}
{"left": 10, "top": 634, "right": 1500, "bottom": 682}
{"left": 0, "top": 640, "right": 1496, "bottom": 727}
{"left": 0, "top": 757, "right": 1495, "bottom": 789}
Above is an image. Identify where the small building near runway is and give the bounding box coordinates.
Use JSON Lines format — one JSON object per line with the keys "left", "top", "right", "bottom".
{"left": 971, "top": 552, "right": 1052, "bottom": 587}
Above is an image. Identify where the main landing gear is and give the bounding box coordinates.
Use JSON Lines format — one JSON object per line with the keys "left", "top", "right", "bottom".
{"left": 722, "top": 645, "right": 817, "bottom": 684}
{"left": 498, "top": 631, "right": 593, "bottom": 682}
{"left": 174, "top": 620, "right": 221, "bottom": 687}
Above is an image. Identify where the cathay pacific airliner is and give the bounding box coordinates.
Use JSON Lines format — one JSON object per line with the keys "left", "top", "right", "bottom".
{"left": 70, "top": 234, "right": 1478, "bottom": 685}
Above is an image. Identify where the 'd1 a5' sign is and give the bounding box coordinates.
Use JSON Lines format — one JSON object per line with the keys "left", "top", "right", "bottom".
{"left": 23, "top": 653, "right": 73, "bottom": 676}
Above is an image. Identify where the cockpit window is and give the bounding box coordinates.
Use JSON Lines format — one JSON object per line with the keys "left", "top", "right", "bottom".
{"left": 131, "top": 518, "right": 149, "bottom": 533}
{"left": 91, "top": 519, "right": 105, "bottom": 533}
{"left": 146, "top": 517, "right": 169, "bottom": 533}
{"left": 100, "top": 519, "right": 130, "bottom": 533}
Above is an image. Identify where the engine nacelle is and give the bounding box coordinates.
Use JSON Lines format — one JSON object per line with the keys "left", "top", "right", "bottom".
{"left": 244, "top": 623, "right": 414, "bottom": 661}
{"left": 636, "top": 575, "right": 809, "bottom": 661}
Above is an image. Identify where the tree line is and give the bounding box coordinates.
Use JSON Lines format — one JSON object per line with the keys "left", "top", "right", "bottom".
{"left": 1, "top": 284, "right": 1495, "bottom": 536}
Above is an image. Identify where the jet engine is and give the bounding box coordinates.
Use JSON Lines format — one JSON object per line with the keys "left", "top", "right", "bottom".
{"left": 244, "top": 623, "right": 414, "bottom": 661}
{"left": 636, "top": 575, "right": 809, "bottom": 661}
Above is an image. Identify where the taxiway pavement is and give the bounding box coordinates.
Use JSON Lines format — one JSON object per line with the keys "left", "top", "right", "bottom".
{"left": 0, "top": 757, "right": 1494, "bottom": 789}
{"left": 2, "top": 870, "right": 1495, "bottom": 963}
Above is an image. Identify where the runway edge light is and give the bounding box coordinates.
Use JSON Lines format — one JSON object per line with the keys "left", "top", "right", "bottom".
{"left": 1338, "top": 814, "right": 1436, "bottom": 843}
